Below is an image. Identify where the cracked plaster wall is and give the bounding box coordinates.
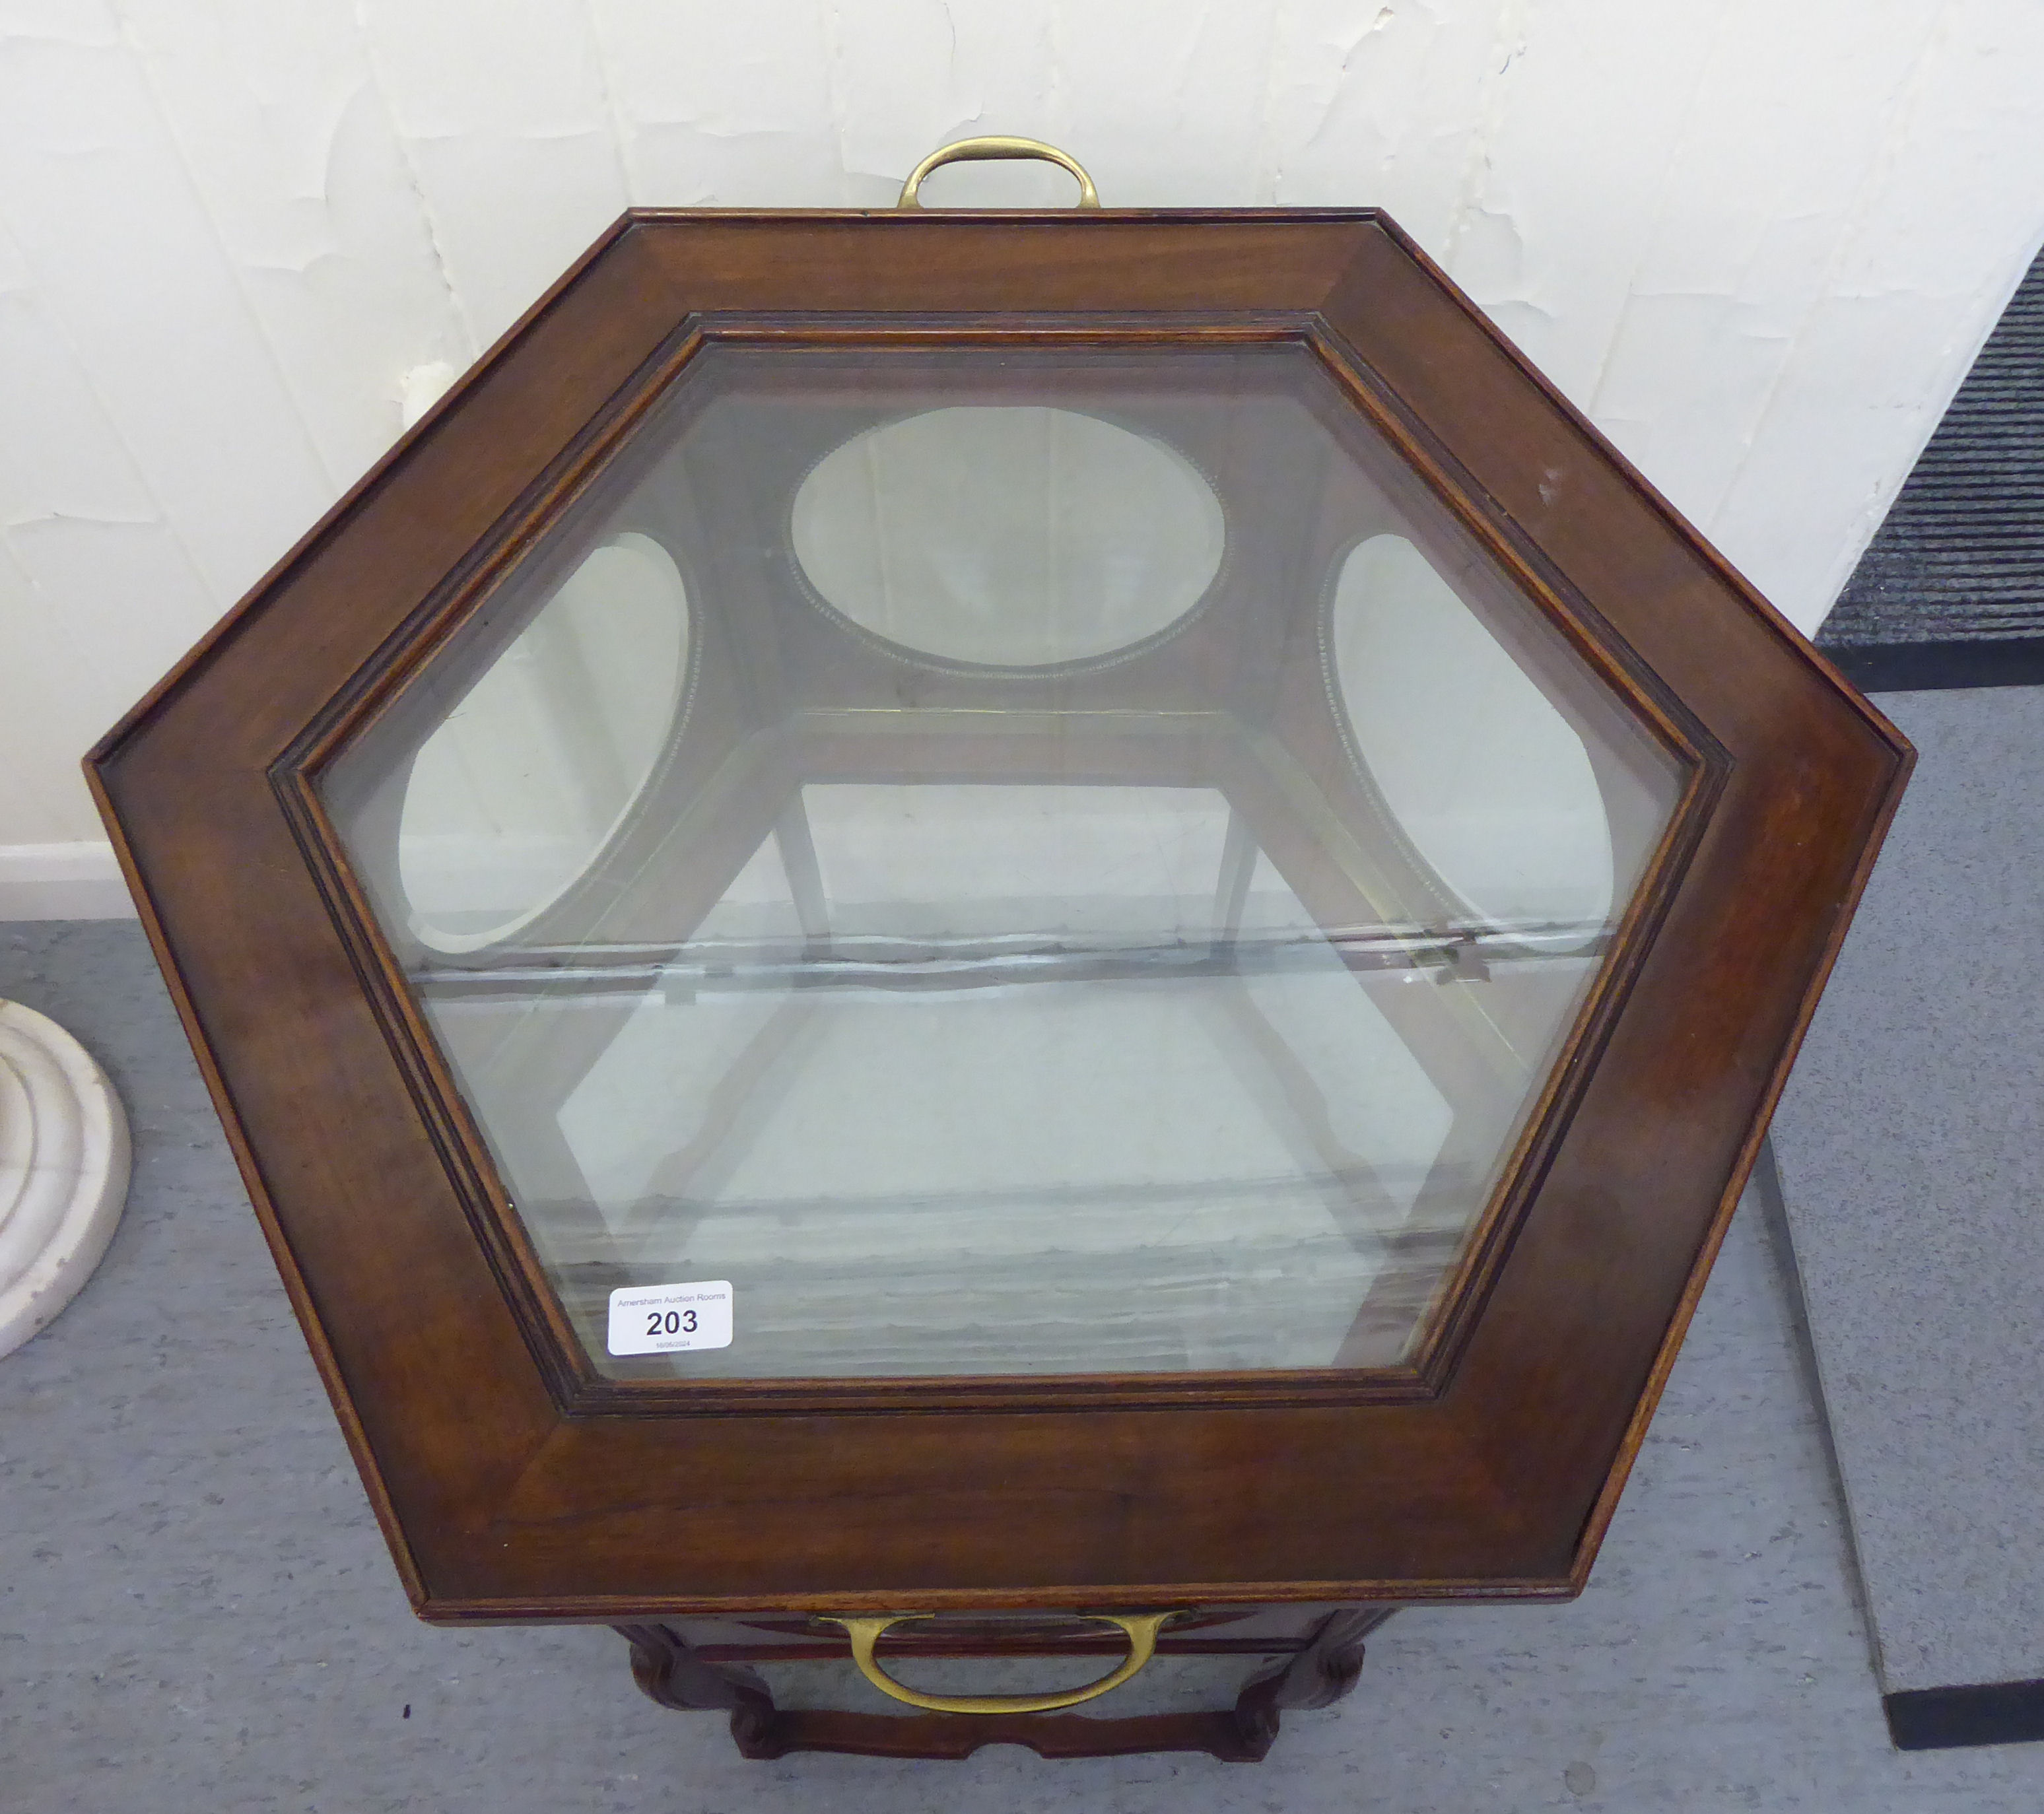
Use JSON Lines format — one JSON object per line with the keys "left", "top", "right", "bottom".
{"left": 3, "top": 0, "right": 2042, "bottom": 876}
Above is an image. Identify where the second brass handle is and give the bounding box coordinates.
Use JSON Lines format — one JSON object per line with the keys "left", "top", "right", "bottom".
{"left": 896, "top": 135, "right": 1101, "bottom": 211}
{"left": 815, "top": 1610, "right": 1176, "bottom": 1714}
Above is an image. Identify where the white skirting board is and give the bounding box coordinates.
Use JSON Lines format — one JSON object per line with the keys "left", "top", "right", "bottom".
{"left": 0, "top": 844, "right": 137, "bottom": 921}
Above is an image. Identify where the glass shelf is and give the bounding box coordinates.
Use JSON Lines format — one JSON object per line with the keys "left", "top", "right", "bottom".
{"left": 323, "top": 340, "right": 1683, "bottom": 1383}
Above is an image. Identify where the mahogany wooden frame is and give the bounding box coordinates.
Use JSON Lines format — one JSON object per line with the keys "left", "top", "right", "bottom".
{"left": 88, "top": 210, "right": 1910, "bottom": 1629}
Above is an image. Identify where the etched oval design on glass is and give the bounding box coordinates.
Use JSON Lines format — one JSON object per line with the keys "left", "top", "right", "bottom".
{"left": 791, "top": 406, "right": 1225, "bottom": 667}
{"left": 1330, "top": 533, "right": 1614, "bottom": 935}
{"left": 397, "top": 531, "right": 690, "bottom": 953}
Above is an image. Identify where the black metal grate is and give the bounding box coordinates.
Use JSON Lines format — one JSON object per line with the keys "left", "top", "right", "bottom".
{"left": 1820, "top": 239, "right": 2044, "bottom": 690}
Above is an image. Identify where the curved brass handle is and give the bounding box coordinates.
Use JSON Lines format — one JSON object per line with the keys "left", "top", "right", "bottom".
{"left": 897, "top": 135, "right": 1101, "bottom": 211}
{"left": 815, "top": 1611, "right": 1176, "bottom": 1714}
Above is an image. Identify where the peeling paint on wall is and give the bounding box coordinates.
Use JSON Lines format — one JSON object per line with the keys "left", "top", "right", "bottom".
{"left": 3, "top": 0, "right": 2043, "bottom": 852}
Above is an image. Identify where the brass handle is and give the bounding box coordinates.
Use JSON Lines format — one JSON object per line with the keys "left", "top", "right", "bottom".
{"left": 897, "top": 135, "right": 1101, "bottom": 211}
{"left": 815, "top": 1611, "right": 1175, "bottom": 1714}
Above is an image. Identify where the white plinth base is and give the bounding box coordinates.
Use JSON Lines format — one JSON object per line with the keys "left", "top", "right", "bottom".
{"left": 0, "top": 1001, "right": 131, "bottom": 1359}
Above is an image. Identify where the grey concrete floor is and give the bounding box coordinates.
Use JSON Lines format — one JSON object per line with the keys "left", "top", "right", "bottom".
{"left": 1773, "top": 685, "right": 2044, "bottom": 1696}
{"left": 5, "top": 919, "right": 2043, "bottom": 1812}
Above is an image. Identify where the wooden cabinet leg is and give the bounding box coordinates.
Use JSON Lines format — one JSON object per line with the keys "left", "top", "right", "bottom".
{"left": 614, "top": 1623, "right": 782, "bottom": 1756}
{"left": 1229, "top": 1607, "right": 1392, "bottom": 1759}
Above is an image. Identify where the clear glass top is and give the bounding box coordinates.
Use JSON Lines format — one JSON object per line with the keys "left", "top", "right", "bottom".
{"left": 323, "top": 341, "right": 1684, "bottom": 1383}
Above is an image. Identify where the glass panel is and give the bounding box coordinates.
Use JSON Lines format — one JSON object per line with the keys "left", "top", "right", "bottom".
{"left": 791, "top": 405, "right": 1225, "bottom": 666}
{"left": 1332, "top": 533, "right": 1615, "bottom": 935}
{"left": 322, "top": 341, "right": 1686, "bottom": 1384}
{"left": 395, "top": 533, "right": 689, "bottom": 953}
{"left": 547, "top": 784, "right": 1456, "bottom": 1374}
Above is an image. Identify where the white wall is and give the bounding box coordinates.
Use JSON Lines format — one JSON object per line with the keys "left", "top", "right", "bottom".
{"left": 5, "top": 0, "right": 2043, "bottom": 914}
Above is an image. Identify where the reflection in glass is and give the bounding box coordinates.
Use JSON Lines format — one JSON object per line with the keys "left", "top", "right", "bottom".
{"left": 1331, "top": 533, "right": 1614, "bottom": 933}
{"left": 792, "top": 406, "right": 1224, "bottom": 666}
{"left": 323, "top": 342, "right": 1686, "bottom": 1384}
{"left": 396, "top": 533, "right": 689, "bottom": 952}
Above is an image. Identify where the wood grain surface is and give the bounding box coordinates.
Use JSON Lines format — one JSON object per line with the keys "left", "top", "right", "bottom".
{"left": 87, "top": 209, "right": 1910, "bottom": 1623}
